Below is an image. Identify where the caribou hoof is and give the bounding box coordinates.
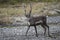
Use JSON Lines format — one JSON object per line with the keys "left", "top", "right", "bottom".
{"left": 25, "top": 34, "right": 27, "bottom": 36}
{"left": 48, "top": 35, "right": 56, "bottom": 38}
{"left": 36, "top": 34, "right": 38, "bottom": 37}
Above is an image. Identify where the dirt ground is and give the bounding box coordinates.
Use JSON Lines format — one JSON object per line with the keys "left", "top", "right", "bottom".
{"left": 0, "top": 24, "right": 60, "bottom": 40}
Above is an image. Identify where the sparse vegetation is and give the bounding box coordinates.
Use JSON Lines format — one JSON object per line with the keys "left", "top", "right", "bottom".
{"left": 0, "top": 2, "right": 60, "bottom": 27}
{"left": 0, "top": 2, "right": 59, "bottom": 16}
{"left": 0, "top": 0, "right": 60, "bottom": 4}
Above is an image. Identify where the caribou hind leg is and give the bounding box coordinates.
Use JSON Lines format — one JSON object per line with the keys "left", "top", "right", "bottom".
{"left": 44, "top": 24, "right": 53, "bottom": 37}
{"left": 41, "top": 24, "right": 46, "bottom": 36}
{"left": 45, "top": 24, "right": 50, "bottom": 36}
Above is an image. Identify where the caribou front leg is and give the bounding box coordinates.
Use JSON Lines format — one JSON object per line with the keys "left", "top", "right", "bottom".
{"left": 26, "top": 25, "right": 30, "bottom": 36}
{"left": 34, "top": 25, "right": 38, "bottom": 37}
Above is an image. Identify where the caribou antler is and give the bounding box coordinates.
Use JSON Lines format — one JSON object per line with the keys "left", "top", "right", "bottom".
{"left": 23, "top": 4, "right": 26, "bottom": 16}
{"left": 29, "top": 3, "right": 32, "bottom": 16}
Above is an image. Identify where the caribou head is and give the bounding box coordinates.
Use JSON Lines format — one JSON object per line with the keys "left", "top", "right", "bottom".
{"left": 24, "top": 3, "right": 32, "bottom": 18}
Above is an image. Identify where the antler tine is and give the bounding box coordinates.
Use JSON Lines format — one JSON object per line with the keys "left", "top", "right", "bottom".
{"left": 23, "top": 4, "right": 26, "bottom": 15}
{"left": 29, "top": 3, "right": 32, "bottom": 16}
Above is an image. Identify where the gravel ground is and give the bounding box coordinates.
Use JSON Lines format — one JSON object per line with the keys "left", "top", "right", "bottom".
{"left": 0, "top": 24, "right": 60, "bottom": 40}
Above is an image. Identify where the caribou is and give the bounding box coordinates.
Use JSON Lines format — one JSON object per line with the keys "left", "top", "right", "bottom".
{"left": 24, "top": 3, "right": 51, "bottom": 37}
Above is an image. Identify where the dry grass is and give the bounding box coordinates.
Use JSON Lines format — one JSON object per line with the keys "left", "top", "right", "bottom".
{"left": 0, "top": 2, "right": 59, "bottom": 25}
{"left": 0, "top": 2, "right": 51, "bottom": 16}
